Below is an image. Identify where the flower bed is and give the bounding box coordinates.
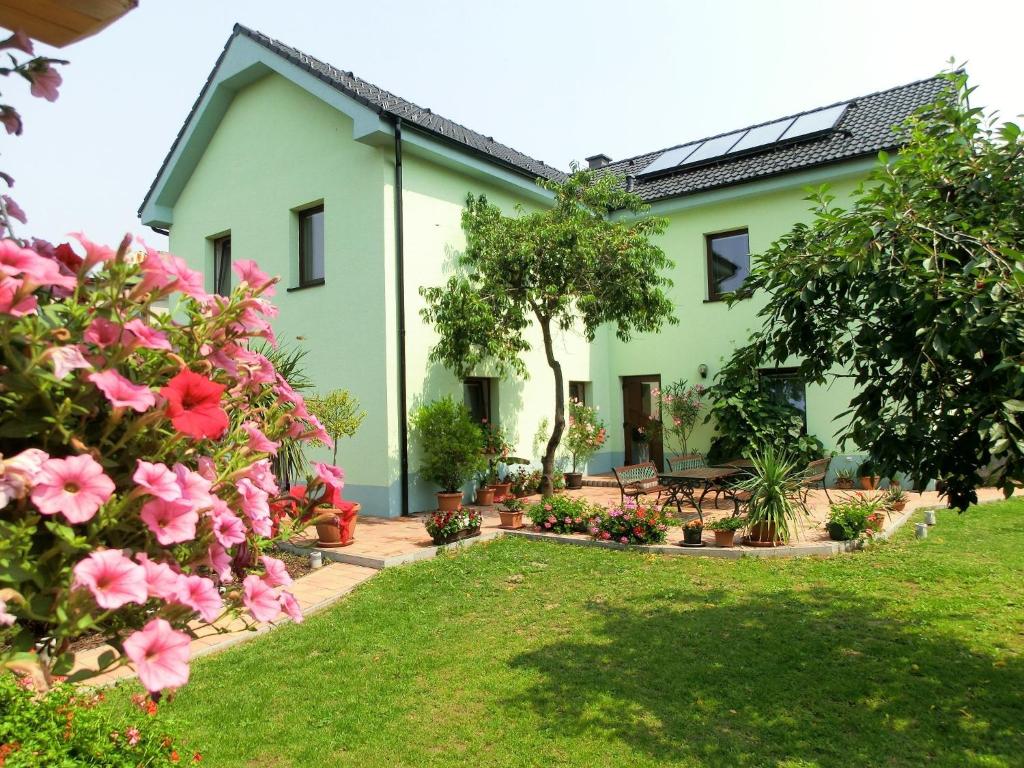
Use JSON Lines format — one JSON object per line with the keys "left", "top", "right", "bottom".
{"left": 527, "top": 495, "right": 599, "bottom": 533}
{"left": 588, "top": 502, "right": 670, "bottom": 545}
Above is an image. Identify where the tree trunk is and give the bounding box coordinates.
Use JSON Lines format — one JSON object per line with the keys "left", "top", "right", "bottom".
{"left": 537, "top": 313, "right": 565, "bottom": 497}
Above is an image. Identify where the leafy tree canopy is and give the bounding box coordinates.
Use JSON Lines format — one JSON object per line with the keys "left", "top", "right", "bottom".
{"left": 722, "top": 69, "right": 1024, "bottom": 510}
{"left": 421, "top": 168, "right": 677, "bottom": 493}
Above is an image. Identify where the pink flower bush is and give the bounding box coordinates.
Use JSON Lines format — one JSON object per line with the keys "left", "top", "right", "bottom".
{"left": 0, "top": 231, "right": 343, "bottom": 692}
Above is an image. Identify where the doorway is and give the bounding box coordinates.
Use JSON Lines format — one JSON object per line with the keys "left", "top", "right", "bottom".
{"left": 622, "top": 375, "right": 663, "bottom": 469}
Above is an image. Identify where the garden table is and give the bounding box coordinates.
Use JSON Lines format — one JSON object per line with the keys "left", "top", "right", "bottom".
{"left": 658, "top": 466, "right": 743, "bottom": 523}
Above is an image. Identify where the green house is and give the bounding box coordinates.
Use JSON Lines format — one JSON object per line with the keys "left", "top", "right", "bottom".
{"left": 139, "top": 24, "right": 945, "bottom": 517}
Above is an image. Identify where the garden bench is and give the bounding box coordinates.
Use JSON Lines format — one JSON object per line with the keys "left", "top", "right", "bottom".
{"left": 612, "top": 462, "right": 669, "bottom": 507}
{"left": 801, "top": 457, "right": 832, "bottom": 503}
{"left": 666, "top": 453, "right": 706, "bottom": 471}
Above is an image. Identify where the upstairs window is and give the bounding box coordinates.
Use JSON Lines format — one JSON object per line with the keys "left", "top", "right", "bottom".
{"left": 213, "top": 235, "right": 231, "bottom": 296}
{"left": 706, "top": 229, "right": 750, "bottom": 301}
{"left": 298, "top": 205, "right": 325, "bottom": 287}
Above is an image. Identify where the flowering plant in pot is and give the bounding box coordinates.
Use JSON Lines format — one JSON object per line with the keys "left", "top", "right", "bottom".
{"left": 410, "top": 396, "right": 485, "bottom": 511}
{"left": 588, "top": 501, "right": 669, "bottom": 545}
{"left": 498, "top": 496, "right": 524, "bottom": 529}
{"left": 825, "top": 494, "right": 885, "bottom": 541}
{"left": 706, "top": 515, "right": 745, "bottom": 547}
{"left": 651, "top": 380, "right": 706, "bottom": 456}
{"left": 424, "top": 508, "right": 482, "bottom": 545}
{"left": 681, "top": 517, "right": 705, "bottom": 546}
{"left": 884, "top": 486, "right": 908, "bottom": 512}
{"left": 736, "top": 447, "right": 809, "bottom": 546}
{"left": 527, "top": 495, "right": 597, "bottom": 534}
{"left": 562, "top": 398, "right": 607, "bottom": 489}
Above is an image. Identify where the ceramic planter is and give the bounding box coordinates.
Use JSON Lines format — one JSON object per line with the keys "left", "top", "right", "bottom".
{"left": 563, "top": 472, "right": 583, "bottom": 490}
{"left": 859, "top": 475, "right": 881, "bottom": 491}
{"left": 498, "top": 509, "right": 523, "bottom": 529}
{"left": 436, "top": 492, "right": 463, "bottom": 512}
{"left": 313, "top": 503, "right": 360, "bottom": 548}
{"left": 476, "top": 486, "right": 496, "bottom": 506}
{"left": 713, "top": 529, "right": 736, "bottom": 548}
{"left": 490, "top": 482, "right": 512, "bottom": 502}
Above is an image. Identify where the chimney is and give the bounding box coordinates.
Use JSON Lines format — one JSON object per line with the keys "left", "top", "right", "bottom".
{"left": 586, "top": 153, "right": 612, "bottom": 170}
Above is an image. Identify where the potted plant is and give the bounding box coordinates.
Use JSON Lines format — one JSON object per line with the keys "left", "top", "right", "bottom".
{"left": 562, "top": 398, "right": 607, "bottom": 489}
{"left": 737, "top": 446, "right": 809, "bottom": 546}
{"left": 424, "top": 508, "right": 483, "bottom": 545}
{"left": 857, "top": 458, "right": 881, "bottom": 491}
{"left": 306, "top": 388, "right": 366, "bottom": 464}
{"left": 833, "top": 467, "right": 855, "bottom": 490}
{"left": 884, "top": 486, "right": 908, "bottom": 512}
{"left": 475, "top": 476, "right": 496, "bottom": 506}
{"left": 681, "top": 518, "right": 704, "bottom": 546}
{"left": 498, "top": 497, "right": 525, "bottom": 529}
{"left": 410, "top": 396, "right": 486, "bottom": 512}
{"left": 826, "top": 494, "right": 884, "bottom": 541}
{"left": 292, "top": 483, "right": 361, "bottom": 548}
{"left": 706, "top": 516, "right": 745, "bottom": 547}
{"left": 480, "top": 420, "right": 515, "bottom": 500}
{"left": 651, "top": 380, "right": 706, "bottom": 456}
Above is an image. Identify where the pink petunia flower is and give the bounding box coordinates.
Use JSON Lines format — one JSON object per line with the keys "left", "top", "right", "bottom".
{"left": 69, "top": 232, "right": 115, "bottom": 273}
{"left": 132, "top": 460, "right": 181, "bottom": 502}
{"left": 135, "top": 553, "right": 181, "bottom": 601}
{"left": 236, "top": 478, "right": 271, "bottom": 537}
{"left": 48, "top": 344, "right": 91, "bottom": 380}
{"left": 89, "top": 369, "right": 156, "bottom": 412}
{"left": 123, "top": 318, "right": 172, "bottom": 351}
{"left": 139, "top": 498, "right": 198, "bottom": 545}
{"left": 27, "top": 62, "right": 62, "bottom": 102}
{"left": 241, "top": 421, "right": 279, "bottom": 454}
{"left": 84, "top": 317, "right": 126, "bottom": 348}
{"left": 0, "top": 277, "right": 37, "bottom": 316}
{"left": 173, "top": 463, "right": 214, "bottom": 511}
{"left": 210, "top": 504, "right": 246, "bottom": 547}
{"left": 206, "top": 543, "right": 233, "bottom": 582}
{"left": 0, "top": 598, "right": 15, "bottom": 626}
{"left": 279, "top": 591, "right": 303, "bottom": 624}
{"left": 122, "top": 618, "right": 190, "bottom": 693}
{"left": 72, "top": 549, "right": 147, "bottom": 609}
{"left": 176, "top": 574, "right": 222, "bottom": 623}
{"left": 242, "top": 574, "right": 280, "bottom": 623}
{"left": 0, "top": 447, "right": 47, "bottom": 508}
{"left": 242, "top": 458, "right": 279, "bottom": 496}
{"left": 312, "top": 462, "right": 344, "bottom": 497}
{"left": 232, "top": 259, "right": 276, "bottom": 297}
{"left": 260, "top": 555, "right": 292, "bottom": 587}
{"left": 31, "top": 454, "right": 115, "bottom": 523}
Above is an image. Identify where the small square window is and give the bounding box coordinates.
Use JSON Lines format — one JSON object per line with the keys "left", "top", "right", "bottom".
{"left": 298, "top": 205, "right": 325, "bottom": 287}
{"left": 706, "top": 229, "right": 750, "bottom": 301}
{"left": 463, "top": 377, "right": 494, "bottom": 425}
{"left": 569, "top": 381, "right": 588, "bottom": 406}
{"left": 212, "top": 235, "right": 231, "bottom": 296}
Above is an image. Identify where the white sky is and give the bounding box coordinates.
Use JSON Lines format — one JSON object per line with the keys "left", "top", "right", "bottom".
{"left": 6, "top": 0, "right": 1023, "bottom": 251}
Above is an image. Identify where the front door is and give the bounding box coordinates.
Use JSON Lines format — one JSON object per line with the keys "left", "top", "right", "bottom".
{"left": 622, "top": 375, "right": 663, "bottom": 469}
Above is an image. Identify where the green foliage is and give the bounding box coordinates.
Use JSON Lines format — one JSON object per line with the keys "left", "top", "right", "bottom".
{"left": 409, "top": 396, "right": 486, "bottom": 492}
{"left": 563, "top": 399, "right": 607, "bottom": 472}
{"left": 826, "top": 494, "right": 886, "bottom": 540}
{"left": 706, "top": 515, "right": 746, "bottom": 532}
{"left": 590, "top": 502, "right": 671, "bottom": 544}
{"left": 255, "top": 340, "right": 312, "bottom": 481}
{"left": 420, "top": 167, "right": 677, "bottom": 494}
{"left": 736, "top": 446, "right": 810, "bottom": 543}
{"left": 0, "top": 676, "right": 193, "bottom": 766}
{"left": 704, "top": 345, "right": 824, "bottom": 465}
{"left": 725, "top": 69, "right": 1024, "bottom": 510}
{"left": 306, "top": 389, "right": 366, "bottom": 463}
{"left": 653, "top": 379, "right": 706, "bottom": 456}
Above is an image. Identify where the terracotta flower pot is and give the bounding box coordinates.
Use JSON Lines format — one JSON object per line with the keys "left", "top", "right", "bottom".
{"left": 436, "top": 492, "right": 463, "bottom": 512}
{"left": 859, "top": 475, "right": 881, "bottom": 491}
{"left": 834, "top": 478, "right": 854, "bottom": 490}
{"left": 498, "top": 509, "right": 523, "bottom": 529}
{"left": 475, "top": 486, "right": 496, "bottom": 506}
{"left": 563, "top": 472, "right": 583, "bottom": 490}
{"left": 713, "top": 529, "right": 736, "bottom": 548}
{"left": 746, "top": 521, "right": 784, "bottom": 547}
{"left": 313, "top": 503, "right": 360, "bottom": 548}
{"left": 892, "top": 500, "right": 907, "bottom": 512}
{"left": 491, "top": 482, "right": 512, "bottom": 502}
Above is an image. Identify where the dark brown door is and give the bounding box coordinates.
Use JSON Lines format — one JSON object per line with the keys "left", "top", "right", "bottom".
{"left": 622, "top": 375, "right": 663, "bottom": 469}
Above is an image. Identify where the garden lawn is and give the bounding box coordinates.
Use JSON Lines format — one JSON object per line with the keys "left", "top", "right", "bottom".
{"left": 107, "top": 500, "right": 1024, "bottom": 767}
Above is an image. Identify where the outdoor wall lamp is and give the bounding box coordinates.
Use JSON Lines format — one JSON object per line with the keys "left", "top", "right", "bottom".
{"left": 698, "top": 364, "right": 708, "bottom": 379}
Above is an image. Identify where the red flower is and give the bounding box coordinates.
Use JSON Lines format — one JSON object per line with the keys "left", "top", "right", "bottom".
{"left": 160, "top": 369, "right": 228, "bottom": 440}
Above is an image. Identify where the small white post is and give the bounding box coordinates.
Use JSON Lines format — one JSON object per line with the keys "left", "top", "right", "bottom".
{"left": 923, "top": 509, "right": 936, "bottom": 526}
{"left": 309, "top": 551, "right": 323, "bottom": 569}
{"left": 915, "top": 522, "right": 928, "bottom": 540}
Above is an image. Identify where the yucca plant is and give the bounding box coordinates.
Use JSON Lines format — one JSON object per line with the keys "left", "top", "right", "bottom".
{"left": 737, "top": 445, "right": 809, "bottom": 544}
{"left": 253, "top": 341, "right": 313, "bottom": 485}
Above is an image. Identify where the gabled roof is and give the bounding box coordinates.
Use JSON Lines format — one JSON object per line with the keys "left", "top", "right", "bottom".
{"left": 597, "top": 76, "right": 949, "bottom": 203}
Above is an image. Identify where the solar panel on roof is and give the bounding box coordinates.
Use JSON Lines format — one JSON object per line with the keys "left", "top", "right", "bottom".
{"left": 780, "top": 104, "right": 847, "bottom": 141}
{"left": 727, "top": 118, "right": 796, "bottom": 154}
{"left": 639, "top": 143, "right": 700, "bottom": 175}
{"left": 683, "top": 131, "right": 746, "bottom": 165}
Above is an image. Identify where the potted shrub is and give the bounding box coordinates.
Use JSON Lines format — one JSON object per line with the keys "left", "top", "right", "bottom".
{"left": 826, "top": 494, "right": 884, "bottom": 541}
{"left": 706, "top": 516, "right": 745, "bottom": 547}
{"left": 858, "top": 458, "right": 881, "bottom": 490}
{"left": 737, "top": 447, "right": 809, "bottom": 546}
{"left": 833, "top": 467, "right": 855, "bottom": 490}
{"left": 884, "top": 486, "right": 908, "bottom": 512}
{"left": 410, "top": 396, "right": 486, "bottom": 512}
{"left": 681, "top": 518, "right": 704, "bottom": 547}
{"left": 475, "top": 477, "right": 496, "bottom": 506}
{"left": 498, "top": 497, "right": 525, "bottom": 529}
{"left": 562, "top": 398, "right": 607, "bottom": 489}
{"left": 425, "top": 508, "right": 483, "bottom": 545}
{"left": 481, "top": 420, "right": 514, "bottom": 499}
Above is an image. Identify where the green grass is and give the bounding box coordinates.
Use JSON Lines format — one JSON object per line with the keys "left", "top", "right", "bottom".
{"left": 108, "top": 501, "right": 1024, "bottom": 767}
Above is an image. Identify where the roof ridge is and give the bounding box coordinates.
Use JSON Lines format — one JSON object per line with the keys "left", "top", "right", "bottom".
{"left": 607, "top": 73, "right": 950, "bottom": 171}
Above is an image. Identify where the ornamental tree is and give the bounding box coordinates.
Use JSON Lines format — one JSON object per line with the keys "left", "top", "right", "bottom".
{"left": 420, "top": 168, "right": 676, "bottom": 495}
{"left": 563, "top": 399, "right": 607, "bottom": 474}
{"left": 651, "top": 379, "right": 706, "bottom": 457}
{"left": 721, "top": 69, "right": 1024, "bottom": 510}
{"left": 306, "top": 388, "right": 366, "bottom": 464}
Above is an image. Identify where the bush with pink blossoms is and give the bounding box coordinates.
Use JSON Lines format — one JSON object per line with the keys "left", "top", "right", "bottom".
{"left": 588, "top": 502, "right": 670, "bottom": 545}
{"left": 0, "top": 233, "right": 342, "bottom": 693}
